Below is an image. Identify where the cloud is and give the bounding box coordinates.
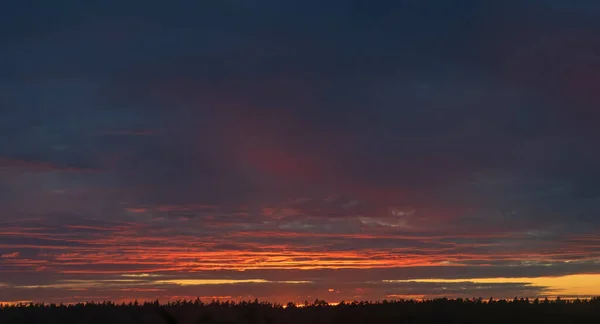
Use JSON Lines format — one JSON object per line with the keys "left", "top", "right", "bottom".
{"left": 1, "top": 252, "right": 20, "bottom": 258}
{"left": 0, "top": 158, "right": 103, "bottom": 173}
{"left": 153, "top": 279, "right": 312, "bottom": 286}
{"left": 2, "top": 218, "right": 599, "bottom": 278}
{"left": 100, "top": 130, "right": 158, "bottom": 136}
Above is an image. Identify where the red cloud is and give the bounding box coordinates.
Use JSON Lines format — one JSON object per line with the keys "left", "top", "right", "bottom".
{"left": 0, "top": 252, "right": 20, "bottom": 258}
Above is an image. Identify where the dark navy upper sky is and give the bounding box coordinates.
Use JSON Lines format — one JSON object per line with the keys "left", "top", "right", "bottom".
{"left": 1, "top": 0, "right": 600, "bottom": 304}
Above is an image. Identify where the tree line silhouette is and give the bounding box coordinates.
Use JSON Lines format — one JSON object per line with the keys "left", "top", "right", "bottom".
{"left": 1, "top": 297, "right": 600, "bottom": 323}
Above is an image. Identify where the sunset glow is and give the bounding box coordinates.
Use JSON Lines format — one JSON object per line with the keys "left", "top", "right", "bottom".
{"left": 384, "top": 274, "right": 600, "bottom": 298}
{"left": 1, "top": 0, "right": 600, "bottom": 305}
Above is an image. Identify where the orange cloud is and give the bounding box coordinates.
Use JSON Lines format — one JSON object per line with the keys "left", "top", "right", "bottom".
{"left": 1, "top": 252, "right": 20, "bottom": 258}
{"left": 125, "top": 208, "right": 147, "bottom": 213}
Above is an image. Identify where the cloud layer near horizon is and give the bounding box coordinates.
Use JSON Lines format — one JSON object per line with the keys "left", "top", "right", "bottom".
{"left": 1, "top": 0, "right": 600, "bottom": 303}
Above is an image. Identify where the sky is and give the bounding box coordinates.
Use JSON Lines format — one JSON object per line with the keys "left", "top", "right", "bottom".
{"left": 1, "top": 0, "right": 600, "bottom": 305}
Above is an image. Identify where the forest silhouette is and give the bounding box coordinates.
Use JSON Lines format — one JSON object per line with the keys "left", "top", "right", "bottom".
{"left": 2, "top": 297, "right": 600, "bottom": 324}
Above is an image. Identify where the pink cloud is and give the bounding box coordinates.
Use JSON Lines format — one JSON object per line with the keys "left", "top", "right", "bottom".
{"left": 125, "top": 208, "right": 147, "bottom": 213}
{"left": 1, "top": 252, "right": 20, "bottom": 258}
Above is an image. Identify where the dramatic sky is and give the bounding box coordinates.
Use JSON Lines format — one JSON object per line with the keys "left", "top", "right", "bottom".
{"left": 1, "top": 0, "right": 600, "bottom": 304}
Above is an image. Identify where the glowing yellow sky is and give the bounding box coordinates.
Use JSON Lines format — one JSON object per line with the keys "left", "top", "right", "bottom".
{"left": 384, "top": 274, "right": 600, "bottom": 297}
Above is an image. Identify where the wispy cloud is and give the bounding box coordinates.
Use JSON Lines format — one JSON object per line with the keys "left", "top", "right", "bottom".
{"left": 153, "top": 279, "right": 312, "bottom": 286}
{"left": 0, "top": 158, "right": 103, "bottom": 173}
{"left": 1, "top": 252, "right": 20, "bottom": 258}
{"left": 100, "top": 130, "right": 158, "bottom": 136}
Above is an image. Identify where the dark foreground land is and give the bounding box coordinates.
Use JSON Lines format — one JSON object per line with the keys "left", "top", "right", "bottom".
{"left": 2, "top": 298, "right": 600, "bottom": 324}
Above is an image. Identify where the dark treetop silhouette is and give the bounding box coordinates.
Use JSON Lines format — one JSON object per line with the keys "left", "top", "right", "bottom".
{"left": 2, "top": 298, "right": 600, "bottom": 324}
